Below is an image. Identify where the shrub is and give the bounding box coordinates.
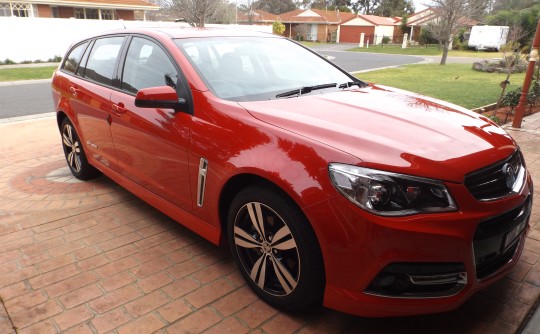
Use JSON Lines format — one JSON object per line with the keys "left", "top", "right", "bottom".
{"left": 48, "top": 55, "right": 62, "bottom": 62}
{"left": 419, "top": 28, "right": 437, "bottom": 46}
{"left": 0, "top": 58, "right": 16, "bottom": 65}
{"left": 272, "top": 20, "right": 285, "bottom": 36}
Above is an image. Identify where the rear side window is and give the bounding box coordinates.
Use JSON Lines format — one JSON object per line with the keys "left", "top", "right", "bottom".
{"left": 84, "top": 37, "right": 124, "bottom": 86}
{"left": 62, "top": 42, "right": 89, "bottom": 74}
{"left": 121, "top": 37, "right": 177, "bottom": 94}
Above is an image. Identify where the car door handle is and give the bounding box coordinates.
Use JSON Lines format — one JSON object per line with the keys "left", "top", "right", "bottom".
{"left": 69, "top": 86, "right": 77, "bottom": 96}
{"left": 112, "top": 103, "right": 128, "bottom": 115}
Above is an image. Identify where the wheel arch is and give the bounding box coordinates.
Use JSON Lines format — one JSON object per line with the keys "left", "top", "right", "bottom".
{"left": 217, "top": 173, "right": 323, "bottom": 257}
{"left": 56, "top": 111, "right": 68, "bottom": 130}
{"left": 220, "top": 173, "right": 327, "bottom": 310}
{"left": 218, "top": 174, "right": 283, "bottom": 239}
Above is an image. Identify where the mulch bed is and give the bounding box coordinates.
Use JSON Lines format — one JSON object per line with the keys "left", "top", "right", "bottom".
{"left": 480, "top": 104, "right": 540, "bottom": 125}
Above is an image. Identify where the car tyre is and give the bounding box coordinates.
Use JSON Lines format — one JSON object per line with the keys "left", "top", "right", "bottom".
{"left": 227, "top": 186, "right": 325, "bottom": 311}
{"left": 60, "top": 118, "right": 100, "bottom": 180}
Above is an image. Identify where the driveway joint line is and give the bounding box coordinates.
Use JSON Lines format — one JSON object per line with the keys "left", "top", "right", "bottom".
{"left": 14, "top": 198, "right": 136, "bottom": 231}
{"left": 0, "top": 296, "right": 18, "bottom": 334}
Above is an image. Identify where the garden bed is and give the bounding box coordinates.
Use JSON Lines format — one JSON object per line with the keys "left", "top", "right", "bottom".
{"left": 480, "top": 104, "right": 540, "bottom": 125}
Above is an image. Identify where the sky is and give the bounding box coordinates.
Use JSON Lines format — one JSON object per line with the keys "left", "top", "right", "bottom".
{"left": 413, "top": 0, "right": 428, "bottom": 12}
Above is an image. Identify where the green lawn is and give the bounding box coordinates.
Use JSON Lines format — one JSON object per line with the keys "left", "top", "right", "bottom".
{"left": 300, "top": 41, "right": 326, "bottom": 48}
{"left": 0, "top": 66, "right": 57, "bottom": 81}
{"left": 356, "top": 63, "right": 525, "bottom": 109}
{"left": 348, "top": 45, "right": 504, "bottom": 59}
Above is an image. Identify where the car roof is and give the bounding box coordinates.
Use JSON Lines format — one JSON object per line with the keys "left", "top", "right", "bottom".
{"left": 93, "top": 26, "right": 278, "bottom": 40}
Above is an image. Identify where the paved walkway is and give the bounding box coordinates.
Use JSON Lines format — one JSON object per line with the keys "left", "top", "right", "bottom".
{"left": 0, "top": 110, "right": 538, "bottom": 333}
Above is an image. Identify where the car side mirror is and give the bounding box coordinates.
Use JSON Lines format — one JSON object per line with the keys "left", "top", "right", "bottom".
{"left": 135, "top": 86, "right": 186, "bottom": 111}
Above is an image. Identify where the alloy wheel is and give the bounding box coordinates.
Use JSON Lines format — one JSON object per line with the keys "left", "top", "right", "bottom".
{"left": 233, "top": 202, "right": 300, "bottom": 296}
{"left": 62, "top": 123, "right": 82, "bottom": 173}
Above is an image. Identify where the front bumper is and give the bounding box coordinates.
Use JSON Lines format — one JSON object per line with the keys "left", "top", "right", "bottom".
{"left": 304, "top": 173, "right": 533, "bottom": 317}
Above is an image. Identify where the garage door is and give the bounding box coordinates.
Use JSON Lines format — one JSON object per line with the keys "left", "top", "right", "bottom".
{"left": 340, "top": 26, "right": 375, "bottom": 44}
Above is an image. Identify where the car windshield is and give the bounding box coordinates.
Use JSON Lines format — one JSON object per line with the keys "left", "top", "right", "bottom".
{"left": 175, "top": 36, "right": 355, "bottom": 101}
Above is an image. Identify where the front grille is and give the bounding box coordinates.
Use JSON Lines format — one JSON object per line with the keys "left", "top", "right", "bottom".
{"left": 473, "top": 196, "right": 531, "bottom": 279}
{"left": 464, "top": 151, "right": 523, "bottom": 201}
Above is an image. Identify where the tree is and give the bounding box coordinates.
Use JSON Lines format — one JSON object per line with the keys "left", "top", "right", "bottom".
{"left": 168, "top": 0, "right": 228, "bottom": 27}
{"left": 492, "top": 25, "right": 529, "bottom": 121}
{"left": 374, "top": 0, "right": 415, "bottom": 17}
{"left": 273, "top": 20, "right": 286, "bottom": 34}
{"left": 425, "top": 0, "right": 489, "bottom": 65}
{"left": 400, "top": 14, "right": 408, "bottom": 34}
{"left": 486, "top": 4, "right": 540, "bottom": 46}
{"left": 302, "top": 0, "right": 351, "bottom": 10}
{"left": 253, "top": 0, "right": 297, "bottom": 14}
{"left": 491, "top": 0, "right": 540, "bottom": 12}
{"left": 352, "top": 0, "right": 381, "bottom": 14}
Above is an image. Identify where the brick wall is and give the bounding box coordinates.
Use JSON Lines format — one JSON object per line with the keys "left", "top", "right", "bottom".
{"left": 58, "top": 6, "right": 74, "bottom": 19}
{"left": 316, "top": 24, "right": 338, "bottom": 43}
{"left": 116, "top": 10, "right": 134, "bottom": 21}
{"left": 36, "top": 4, "right": 52, "bottom": 18}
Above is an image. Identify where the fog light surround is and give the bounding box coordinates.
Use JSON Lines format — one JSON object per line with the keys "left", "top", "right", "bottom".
{"left": 365, "top": 263, "right": 467, "bottom": 298}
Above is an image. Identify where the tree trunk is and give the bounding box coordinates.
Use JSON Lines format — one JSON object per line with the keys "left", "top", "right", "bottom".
{"left": 440, "top": 44, "right": 449, "bottom": 65}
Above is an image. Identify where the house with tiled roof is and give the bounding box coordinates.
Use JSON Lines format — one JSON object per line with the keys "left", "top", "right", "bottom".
{"left": 0, "top": 0, "right": 159, "bottom": 20}
{"left": 406, "top": 7, "right": 478, "bottom": 42}
{"left": 278, "top": 8, "right": 356, "bottom": 42}
{"left": 236, "top": 9, "right": 277, "bottom": 26}
{"left": 339, "top": 14, "right": 399, "bottom": 44}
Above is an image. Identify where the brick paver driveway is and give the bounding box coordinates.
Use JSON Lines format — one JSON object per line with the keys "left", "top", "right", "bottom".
{"left": 0, "top": 115, "right": 539, "bottom": 333}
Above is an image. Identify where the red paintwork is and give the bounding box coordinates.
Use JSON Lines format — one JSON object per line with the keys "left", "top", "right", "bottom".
{"left": 51, "top": 28, "right": 533, "bottom": 317}
{"left": 135, "top": 86, "right": 178, "bottom": 102}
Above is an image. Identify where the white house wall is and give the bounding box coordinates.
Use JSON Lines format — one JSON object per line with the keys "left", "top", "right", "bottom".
{"left": 374, "top": 25, "right": 395, "bottom": 44}
{"left": 0, "top": 17, "right": 271, "bottom": 62}
{"left": 341, "top": 17, "right": 374, "bottom": 26}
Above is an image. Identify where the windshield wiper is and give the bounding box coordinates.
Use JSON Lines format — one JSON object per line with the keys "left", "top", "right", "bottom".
{"left": 339, "top": 81, "right": 367, "bottom": 89}
{"left": 275, "top": 83, "right": 337, "bottom": 98}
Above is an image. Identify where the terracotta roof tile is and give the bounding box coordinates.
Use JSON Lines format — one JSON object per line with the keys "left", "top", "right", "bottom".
{"left": 237, "top": 9, "right": 277, "bottom": 23}
{"left": 278, "top": 9, "right": 355, "bottom": 24}
{"left": 358, "top": 14, "right": 399, "bottom": 26}
{"left": 38, "top": 0, "right": 159, "bottom": 9}
{"left": 407, "top": 8, "right": 477, "bottom": 27}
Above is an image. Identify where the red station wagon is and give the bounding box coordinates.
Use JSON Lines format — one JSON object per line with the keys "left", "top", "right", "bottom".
{"left": 51, "top": 28, "right": 533, "bottom": 317}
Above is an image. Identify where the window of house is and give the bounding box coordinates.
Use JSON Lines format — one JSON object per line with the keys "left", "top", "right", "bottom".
{"left": 0, "top": 4, "right": 10, "bottom": 16}
{"left": 0, "top": 3, "right": 36, "bottom": 17}
{"left": 74, "top": 8, "right": 115, "bottom": 20}
{"left": 84, "top": 37, "right": 124, "bottom": 86}
{"left": 121, "top": 37, "right": 177, "bottom": 94}
{"left": 85, "top": 8, "right": 98, "bottom": 19}
{"left": 51, "top": 6, "right": 59, "bottom": 18}
{"left": 74, "top": 8, "right": 85, "bottom": 19}
{"left": 101, "top": 9, "right": 115, "bottom": 20}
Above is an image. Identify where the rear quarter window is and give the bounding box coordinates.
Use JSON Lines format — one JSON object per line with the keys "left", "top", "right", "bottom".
{"left": 84, "top": 37, "right": 124, "bottom": 86}
{"left": 62, "top": 42, "right": 89, "bottom": 74}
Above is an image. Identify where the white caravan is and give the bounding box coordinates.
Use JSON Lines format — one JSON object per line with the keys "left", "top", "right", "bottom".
{"left": 468, "top": 25, "right": 510, "bottom": 51}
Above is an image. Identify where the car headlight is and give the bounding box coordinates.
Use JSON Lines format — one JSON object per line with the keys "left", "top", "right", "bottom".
{"left": 328, "top": 163, "right": 457, "bottom": 216}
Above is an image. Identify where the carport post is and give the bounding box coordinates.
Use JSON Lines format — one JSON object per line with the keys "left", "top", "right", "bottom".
{"left": 512, "top": 19, "right": 540, "bottom": 128}
{"left": 359, "top": 33, "right": 365, "bottom": 48}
